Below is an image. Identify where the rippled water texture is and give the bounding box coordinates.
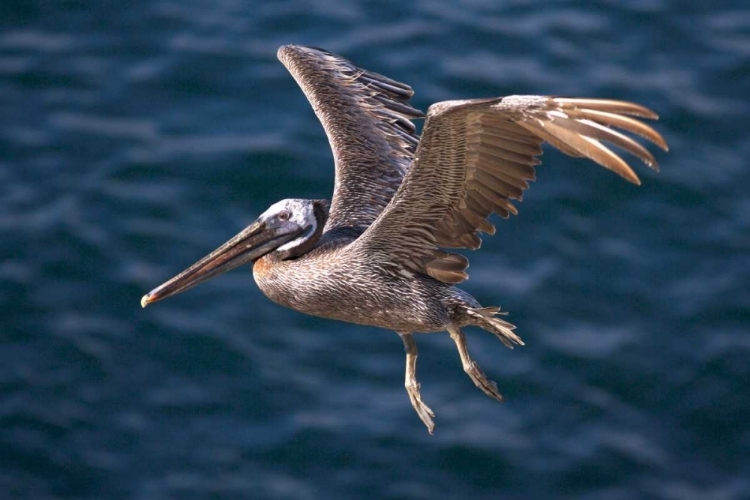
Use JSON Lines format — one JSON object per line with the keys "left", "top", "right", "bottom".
{"left": 2, "top": 1, "right": 748, "bottom": 498}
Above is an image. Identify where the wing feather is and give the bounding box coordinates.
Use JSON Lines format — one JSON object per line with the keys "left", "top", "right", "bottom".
{"left": 352, "top": 95, "right": 668, "bottom": 283}
{"left": 277, "top": 45, "right": 425, "bottom": 231}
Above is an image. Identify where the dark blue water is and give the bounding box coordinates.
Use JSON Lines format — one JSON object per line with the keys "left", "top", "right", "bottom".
{"left": 2, "top": 1, "right": 749, "bottom": 498}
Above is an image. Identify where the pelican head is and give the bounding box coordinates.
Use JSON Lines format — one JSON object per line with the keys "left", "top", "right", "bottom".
{"left": 141, "top": 198, "right": 328, "bottom": 307}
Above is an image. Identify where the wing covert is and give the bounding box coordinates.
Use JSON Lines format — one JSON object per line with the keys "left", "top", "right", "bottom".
{"left": 351, "top": 96, "right": 668, "bottom": 283}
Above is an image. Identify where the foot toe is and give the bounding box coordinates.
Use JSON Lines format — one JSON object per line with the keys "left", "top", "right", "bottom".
{"left": 406, "top": 384, "right": 436, "bottom": 433}
{"left": 467, "top": 362, "right": 504, "bottom": 402}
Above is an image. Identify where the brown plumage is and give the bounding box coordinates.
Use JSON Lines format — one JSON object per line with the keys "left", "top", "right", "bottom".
{"left": 142, "top": 45, "right": 668, "bottom": 434}
{"left": 278, "top": 45, "right": 424, "bottom": 232}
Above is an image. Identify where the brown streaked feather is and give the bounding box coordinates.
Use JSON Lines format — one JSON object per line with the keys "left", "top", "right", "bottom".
{"left": 277, "top": 45, "right": 425, "bottom": 232}
{"left": 352, "top": 95, "right": 667, "bottom": 283}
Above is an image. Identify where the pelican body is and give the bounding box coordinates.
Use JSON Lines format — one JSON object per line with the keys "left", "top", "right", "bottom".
{"left": 142, "top": 45, "right": 668, "bottom": 433}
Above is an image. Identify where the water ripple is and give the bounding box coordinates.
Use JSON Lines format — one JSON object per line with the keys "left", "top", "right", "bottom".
{"left": 2, "top": 1, "right": 748, "bottom": 498}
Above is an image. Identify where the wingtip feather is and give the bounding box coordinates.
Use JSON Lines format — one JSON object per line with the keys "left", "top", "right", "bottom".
{"left": 554, "top": 98, "right": 660, "bottom": 119}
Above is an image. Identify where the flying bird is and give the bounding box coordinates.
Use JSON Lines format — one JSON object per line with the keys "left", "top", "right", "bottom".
{"left": 141, "top": 45, "right": 668, "bottom": 433}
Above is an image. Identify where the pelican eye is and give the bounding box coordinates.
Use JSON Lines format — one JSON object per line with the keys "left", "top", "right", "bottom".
{"left": 278, "top": 211, "right": 291, "bottom": 221}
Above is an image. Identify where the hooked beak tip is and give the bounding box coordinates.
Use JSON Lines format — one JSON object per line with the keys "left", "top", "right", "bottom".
{"left": 140, "top": 293, "right": 153, "bottom": 308}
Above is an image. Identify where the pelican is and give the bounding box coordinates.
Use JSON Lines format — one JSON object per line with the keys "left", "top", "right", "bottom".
{"left": 141, "top": 45, "right": 668, "bottom": 433}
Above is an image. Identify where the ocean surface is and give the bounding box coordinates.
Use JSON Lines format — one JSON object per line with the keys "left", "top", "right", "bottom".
{"left": 2, "top": 1, "right": 748, "bottom": 498}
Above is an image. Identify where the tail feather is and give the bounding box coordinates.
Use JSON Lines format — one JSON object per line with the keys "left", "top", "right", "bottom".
{"left": 466, "top": 307, "right": 524, "bottom": 348}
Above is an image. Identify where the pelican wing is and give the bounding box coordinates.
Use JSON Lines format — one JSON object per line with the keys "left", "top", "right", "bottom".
{"left": 278, "top": 45, "right": 424, "bottom": 231}
{"left": 352, "top": 96, "right": 668, "bottom": 283}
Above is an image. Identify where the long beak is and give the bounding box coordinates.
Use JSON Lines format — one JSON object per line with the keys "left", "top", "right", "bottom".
{"left": 141, "top": 219, "right": 301, "bottom": 307}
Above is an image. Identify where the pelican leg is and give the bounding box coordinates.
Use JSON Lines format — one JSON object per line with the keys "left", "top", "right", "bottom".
{"left": 447, "top": 326, "right": 504, "bottom": 401}
{"left": 399, "top": 333, "right": 435, "bottom": 434}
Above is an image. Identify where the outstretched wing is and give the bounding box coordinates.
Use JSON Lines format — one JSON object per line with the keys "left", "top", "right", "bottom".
{"left": 277, "top": 45, "right": 424, "bottom": 232}
{"left": 351, "top": 96, "right": 669, "bottom": 283}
